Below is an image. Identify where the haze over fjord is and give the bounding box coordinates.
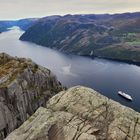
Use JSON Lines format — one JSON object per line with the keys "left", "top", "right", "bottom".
{"left": 0, "top": 0, "right": 140, "bottom": 20}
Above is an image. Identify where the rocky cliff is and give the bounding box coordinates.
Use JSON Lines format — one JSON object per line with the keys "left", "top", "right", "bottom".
{"left": 5, "top": 86, "right": 140, "bottom": 140}
{"left": 0, "top": 53, "right": 62, "bottom": 140}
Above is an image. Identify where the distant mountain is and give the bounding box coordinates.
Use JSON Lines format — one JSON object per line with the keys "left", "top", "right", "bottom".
{"left": 0, "top": 21, "right": 13, "bottom": 32}
{"left": 0, "top": 18, "right": 39, "bottom": 32}
{"left": 16, "top": 18, "right": 39, "bottom": 30}
{"left": 20, "top": 12, "right": 140, "bottom": 64}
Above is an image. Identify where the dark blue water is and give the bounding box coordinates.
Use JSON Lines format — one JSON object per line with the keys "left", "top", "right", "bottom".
{"left": 0, "top": 27, "right": 140, "bottom": 112}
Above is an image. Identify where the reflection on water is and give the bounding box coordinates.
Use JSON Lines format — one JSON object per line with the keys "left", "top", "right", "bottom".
{"left": 0, "top": 27, "right": 140, "bottom": 112}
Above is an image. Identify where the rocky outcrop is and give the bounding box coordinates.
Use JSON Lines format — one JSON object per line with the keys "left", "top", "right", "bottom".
{"left": 0, "top": 53, "right": 62, "bottom": 140}
{"left": 5, "top": 86, "right": 140, "bottom": 140}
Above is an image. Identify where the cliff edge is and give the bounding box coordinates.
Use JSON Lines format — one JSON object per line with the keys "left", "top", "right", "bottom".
{"left": 5, "top": 86, "right": 140, "bottom": 140}
{"left": 0, "top": 53, "right": 62, "bottom": 140}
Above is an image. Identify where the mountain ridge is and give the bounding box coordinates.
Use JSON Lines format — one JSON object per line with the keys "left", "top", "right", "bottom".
{"left": 0, "top": 18, "right": 39, "bottom": 33}
{"left": 20, "top": 12, "right": 140, "bottom": 64}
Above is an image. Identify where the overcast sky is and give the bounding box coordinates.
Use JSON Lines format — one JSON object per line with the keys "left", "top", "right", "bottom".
{"left": 0, "top": 0, "right": 140, "bottom": 20}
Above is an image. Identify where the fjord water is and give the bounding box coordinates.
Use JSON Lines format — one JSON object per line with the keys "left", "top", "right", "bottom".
{"left": 0, "top": 27, "right": 140, "bottom": 112}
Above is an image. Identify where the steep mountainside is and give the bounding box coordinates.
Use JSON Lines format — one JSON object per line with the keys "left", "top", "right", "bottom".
{"left": 20, "top": 13, "right": 140, "bottom": 64}
{"left": 0, "top": 18, "right": 38, "bottom": 32}
{"left": 6, "top": 86, "right": 140, "bottom": 140}
{"left": 0, "top": 53, "right": 62, "bottom": 140}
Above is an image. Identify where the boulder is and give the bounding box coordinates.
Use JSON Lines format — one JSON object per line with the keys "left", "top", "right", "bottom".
{"left": 5, "top": 86, "right": 140, "bottom": 140}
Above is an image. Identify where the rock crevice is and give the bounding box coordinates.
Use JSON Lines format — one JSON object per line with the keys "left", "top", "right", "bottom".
{"left": 5, "top": 86, "right": 140, "bottom": 140}
{"left": 0, "top": 53, "right": 62, "bottom": 140}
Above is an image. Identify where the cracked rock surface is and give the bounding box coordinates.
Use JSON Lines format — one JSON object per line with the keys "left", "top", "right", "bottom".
{"left": 5, "top": 86, "right": 140, "bottom": 140}
{"left": 0, "top": 53, "right": 62, "bottom": 140}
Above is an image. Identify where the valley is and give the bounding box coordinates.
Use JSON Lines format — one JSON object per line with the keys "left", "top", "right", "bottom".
{"left": 0, "top": 28, "right": 140, "bottom": 112}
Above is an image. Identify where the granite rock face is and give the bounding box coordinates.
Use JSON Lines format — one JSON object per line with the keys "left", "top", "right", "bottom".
{"left": 6, "top": 86, "right": 140, "bottom": 140}
{"left": 0, "top": 53, "right": 62, "bottom": 140}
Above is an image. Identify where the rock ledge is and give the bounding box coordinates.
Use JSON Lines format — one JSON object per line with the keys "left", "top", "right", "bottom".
{"left": 5, "top": 86, "right": 140, "bottom": 140}
{"left": 0, "top": 53, "right": 62, "bottom": 140}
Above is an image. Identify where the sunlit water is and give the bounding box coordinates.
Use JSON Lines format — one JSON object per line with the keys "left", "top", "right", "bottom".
{"left": 0, "top": 27, "right": 140, "bottom": 112}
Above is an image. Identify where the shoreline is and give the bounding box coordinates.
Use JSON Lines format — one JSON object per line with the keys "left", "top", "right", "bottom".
{"left": 19, "top": 39, "right": 140, "bottom": 66}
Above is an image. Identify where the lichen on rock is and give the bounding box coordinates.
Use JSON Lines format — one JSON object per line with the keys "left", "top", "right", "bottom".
{"left": 5, "top": 86, "right": 140, "bottom": 140}
{"left": 0, "top": 53, "right": 62, "bottom": 140}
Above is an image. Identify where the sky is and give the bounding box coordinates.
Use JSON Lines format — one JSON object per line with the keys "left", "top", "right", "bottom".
{"left": 0, "top": 0, "right": 140, "bottom": 20}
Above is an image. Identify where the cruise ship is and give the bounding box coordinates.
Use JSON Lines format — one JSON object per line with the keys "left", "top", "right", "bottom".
{"left": 118, "top": 91, "right": 133, "bottom": 101}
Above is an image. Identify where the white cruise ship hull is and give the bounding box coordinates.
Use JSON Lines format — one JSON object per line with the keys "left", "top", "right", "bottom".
{"left": 118, "top": 91, "right": 133, "bottom": 101}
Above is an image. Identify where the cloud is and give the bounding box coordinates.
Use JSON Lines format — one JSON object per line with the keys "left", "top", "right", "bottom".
{"left": 0, "top": 0, "right": 140, "bottom": 20}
